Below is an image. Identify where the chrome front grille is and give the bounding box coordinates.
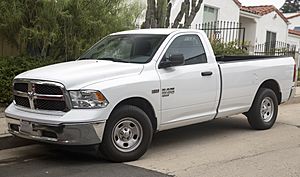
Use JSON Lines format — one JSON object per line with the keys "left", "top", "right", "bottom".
{"left": 13, "top": 80, "right": 69, "bottom": 112}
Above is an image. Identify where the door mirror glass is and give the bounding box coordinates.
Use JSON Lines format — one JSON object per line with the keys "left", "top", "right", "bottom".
{"left": 159, "top": 54, "right": 185, "bottom": 69}
{"left": 169, "top": 54, "right": 185, "bottom": 66}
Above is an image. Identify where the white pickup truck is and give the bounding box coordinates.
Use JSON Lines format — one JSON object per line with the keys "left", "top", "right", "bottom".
{"left": 5, "top": 29, "right": 296, "bottom": 162}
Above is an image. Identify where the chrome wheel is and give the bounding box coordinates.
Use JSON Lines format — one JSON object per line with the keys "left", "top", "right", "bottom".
{"left": 112, "top": 117, "right": 143, "bottom": 153}
{"left": 260, "top": 97, "right": 274, "bottom": 122}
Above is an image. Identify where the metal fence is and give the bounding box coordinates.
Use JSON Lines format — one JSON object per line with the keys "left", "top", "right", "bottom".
{"left": 195, "top": 21, "right": 246, "bottom": 47}
{"left": 254, "top": 41, "right": 296, "bottom": 57}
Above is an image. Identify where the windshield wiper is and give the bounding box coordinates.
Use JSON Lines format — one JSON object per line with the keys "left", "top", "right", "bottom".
{"left": 97, "top": 57, "right": 129, "bottom": 63}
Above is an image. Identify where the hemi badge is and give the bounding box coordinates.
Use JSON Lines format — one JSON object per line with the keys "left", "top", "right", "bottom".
{"left": 152, "top": 89, "right": 159, "bottom": 94}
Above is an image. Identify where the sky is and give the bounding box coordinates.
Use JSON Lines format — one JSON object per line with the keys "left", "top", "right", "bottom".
{"left": 238, "top": 0, "right": 286, "bottom": 8}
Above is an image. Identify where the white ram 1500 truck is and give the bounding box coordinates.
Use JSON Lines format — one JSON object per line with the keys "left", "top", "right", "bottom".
{"left": 5, "top": 29, "right": 296, "bottom": 162}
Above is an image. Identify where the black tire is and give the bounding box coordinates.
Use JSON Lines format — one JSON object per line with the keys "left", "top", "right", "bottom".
{"left": 245, "top": 88, "right": 278, "bottom": 130}
{"left": 99, "top": 105, "right": 153, "bottom": 162}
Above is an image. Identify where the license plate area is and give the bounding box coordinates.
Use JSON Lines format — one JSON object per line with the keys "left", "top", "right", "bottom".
{"left": 20, "top": 120, "right": 40, "bottom": 136}
{"left": 20, "top": 120, "right": 31, "bottom": 133}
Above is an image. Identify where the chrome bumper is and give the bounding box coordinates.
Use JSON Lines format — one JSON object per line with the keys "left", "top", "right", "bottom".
{"left": 6, "top": 117, "right": 106, "bottom": 145}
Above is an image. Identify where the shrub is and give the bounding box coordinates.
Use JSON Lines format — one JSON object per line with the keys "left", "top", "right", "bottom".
{"left": 0, "top": 56, "right": 63, "bottom": 104}
{"left": 0, "top": 0, "right": 143, "bottom": 60}
{"left": 211, "top": 40, "right": 248, "bottom": 56}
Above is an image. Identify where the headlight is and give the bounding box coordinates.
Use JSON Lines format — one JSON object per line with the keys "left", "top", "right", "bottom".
{"left": 69, "top": 90, "right": 109, "bottom": 109}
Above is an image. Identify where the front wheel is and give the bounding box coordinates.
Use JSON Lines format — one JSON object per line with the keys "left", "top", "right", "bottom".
{"left": 245, "top": 88, "right": 278, "bottom": 130}
{"left": 99, "top": 105, "right": 153, "bottom": 162}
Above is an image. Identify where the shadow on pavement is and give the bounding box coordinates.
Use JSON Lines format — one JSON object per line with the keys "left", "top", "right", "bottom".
{"left": 0, "top": 144, "right": 171, "bottom": 177}
{"left": 0, "top": 116, "right": 252, "bottom": 177}
{"left": 151, "top": 116, "right": 252, "bottom": 149}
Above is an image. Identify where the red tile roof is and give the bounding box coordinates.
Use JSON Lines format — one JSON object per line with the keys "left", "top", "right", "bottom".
{"left": 240, "top": 5, "right": 289, "bottom": 23}
{"left": 289, "top": 29, "right": 300, "bottom": 36}
{"left": 240, "top": 5, "right": 274, "bottom": 15}
{"left": 233, "top": 0, "right": 242, "bottom": 7}
{"left": 287, "top": 13, "right": 300, "bottom": 19}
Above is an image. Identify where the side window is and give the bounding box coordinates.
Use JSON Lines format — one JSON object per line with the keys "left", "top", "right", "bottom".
{"left": 164, "top": 34, "right": 207, "bottom": 65}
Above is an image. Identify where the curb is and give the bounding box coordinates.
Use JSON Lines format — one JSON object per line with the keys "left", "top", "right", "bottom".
{"left": 0, "top": 112, "right": 35, "bottom": 150}
{"left": 0, "top": 134, "right": 35, "bottom": 150}
{"left": 285, "top": 96, "right": 300, "bottom": 105}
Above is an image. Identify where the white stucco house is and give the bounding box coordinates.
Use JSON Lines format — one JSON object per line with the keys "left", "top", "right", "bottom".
{"left": 168, "top": 0, "right": 241, "bottom": 28}
{"left": 287, "top": 30, "right": 300, "bottom": 49}
{"left": 239, "top": 5, "right": 289, "bottom": 52}
{"left": 284, "top": 13, "right": 300, "bottom": 52}
{"left": 285, "top": 13, "right": 300, "bottom": 30}
{"left": 136, "top": 0, "right": 241, "bottom": 28}
{"left": 136, "top": 0, "right": 297, "bottom": 53}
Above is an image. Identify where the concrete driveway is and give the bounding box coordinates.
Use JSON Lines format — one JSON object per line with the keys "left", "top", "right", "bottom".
{"left": 0, "top": 103, "right": 299, "bottom": 177}
{"left": 127, "top": 103, "right": 300, "bottom": 177}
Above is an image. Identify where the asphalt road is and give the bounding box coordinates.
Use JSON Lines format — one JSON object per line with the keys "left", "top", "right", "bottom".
{"left": 0, "top": 103, "right": 299, "bottom": 177}
{"left": 0, "top": 145, "right": 170, "bottom": 177}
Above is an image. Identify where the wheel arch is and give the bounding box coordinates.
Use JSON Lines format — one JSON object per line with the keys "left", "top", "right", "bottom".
{"left": 256, "top": 79, "right": 282, "bottom": 105}
{"left": 110, "top": 97, "right": 158, "bottom": 131}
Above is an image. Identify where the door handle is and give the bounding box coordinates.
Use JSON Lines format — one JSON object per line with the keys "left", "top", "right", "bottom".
{"left": 201, "top": 71, "right": 213, "bottom": 76}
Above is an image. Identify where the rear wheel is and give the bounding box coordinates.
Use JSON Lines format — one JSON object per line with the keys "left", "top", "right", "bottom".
{"left": 245, "top": 88, "right": 278, "bottom": 130}
{"left": 99, "top": 105, "right": 153, "bottom": 162}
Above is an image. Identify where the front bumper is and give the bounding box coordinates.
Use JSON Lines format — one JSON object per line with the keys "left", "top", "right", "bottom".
{"left": 6, "top": 117, "right": 105, "bottom": 145}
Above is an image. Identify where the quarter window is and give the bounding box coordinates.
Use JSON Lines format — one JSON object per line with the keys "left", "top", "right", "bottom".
{"left": 164, "top": 34, "right": 207, "bottom": 65}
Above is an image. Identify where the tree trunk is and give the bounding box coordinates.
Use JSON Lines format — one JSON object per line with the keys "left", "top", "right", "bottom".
{"left": 142, "top": 0, "right": 171, "bottom": 28}
{"left": 172, "top": 1, "right": 188, "bottom": 28}
{"left": 142, "top": 0, "right": 203, "bottom": 29}
{"left": 172, "top": 0, "right": 203, "bottom": 28}
{"left": 184, "top": 0, "right": 190, "bottom": 28}
{"left": 157, "top": 0, "right": 167, "bottom": 27}
{"left": 142, "top": 0, "right": 156, "bottom": 28}
{"left": 165, "top": 0, "right": 172, "bottom": 27}
{"left": 184, "top": 0, "right": 203, "bottom": 28}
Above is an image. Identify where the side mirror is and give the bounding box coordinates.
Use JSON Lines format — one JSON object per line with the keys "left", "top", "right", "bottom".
{"left": 159, "top": 54, "right": 185, "bottom": 69}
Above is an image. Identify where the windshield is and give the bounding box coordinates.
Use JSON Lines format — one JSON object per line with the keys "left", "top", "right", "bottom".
{"left": 79, "top": 34, "right": 167, "bottom": 63}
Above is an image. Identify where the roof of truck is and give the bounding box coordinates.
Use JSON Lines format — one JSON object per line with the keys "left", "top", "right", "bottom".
{"left": 110, "top": 28, "right": 201, "bottom": 36}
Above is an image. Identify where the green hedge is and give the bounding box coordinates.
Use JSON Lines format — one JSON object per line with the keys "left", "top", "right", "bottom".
{"left": 0, "top": 57, "right": 63, "bottom": 104}
{"left": 211, "top": 40, "right": 248, "bottom": 56}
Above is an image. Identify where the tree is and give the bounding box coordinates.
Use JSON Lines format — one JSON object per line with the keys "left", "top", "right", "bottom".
{"left": 142, "top": 0, "right": 169, "bottom": 28}
{"left": 280, "top": 0, "right": 300, "bottom": 13}
{"left": 142, "top": 0, "right": 203, "bottom": 28}
{"left": 0, "top": 0, "right": 142, "bottom": 60}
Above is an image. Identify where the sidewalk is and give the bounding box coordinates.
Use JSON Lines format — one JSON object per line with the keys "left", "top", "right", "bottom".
{"left": 0, "top": 107, "right": 7, "bottom": 136}
{"left": 288, "top": 86, "right": 300, "bottom": 104}
{"left": 296, "top": 86, "right": 300, "bottom": 96}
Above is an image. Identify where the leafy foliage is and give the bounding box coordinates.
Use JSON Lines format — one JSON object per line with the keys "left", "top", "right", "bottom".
{"left": 211, "top": 40, "right": 248, "bottom": 56}
{"left": 0, "top": 56, "right": 63, "bottom": 104}
{"left": 0, "top": 0, "right": 142, "bottom": 60}
{"left": 0, "top": 0, "right": 143, "bottom": 104}
{"left": 280, "top": 0, "right": 300, "bottom": 13}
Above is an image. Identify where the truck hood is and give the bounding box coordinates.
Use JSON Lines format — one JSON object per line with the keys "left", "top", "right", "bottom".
{"left": 15, "top": 60, "right": 144, "bottom": 89}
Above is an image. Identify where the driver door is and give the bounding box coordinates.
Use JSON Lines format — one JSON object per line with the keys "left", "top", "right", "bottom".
{"left": 157, "top": 33, "right": 219, "bottom": 127}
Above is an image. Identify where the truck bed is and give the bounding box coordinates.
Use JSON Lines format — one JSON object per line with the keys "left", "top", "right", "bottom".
{"left": 215, "top": 55, "right": 294, "bottom": 118}
{"left": 216, "top": 55, "right": 286, "bottom": 62}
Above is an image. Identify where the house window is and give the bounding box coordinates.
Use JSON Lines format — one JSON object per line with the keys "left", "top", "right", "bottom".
{"left": 265, "top": 31, "right": 276, "bottom": 53}
{"left": 203, "top": 5, "right": 218, "bottom": 24}
{"left": 294, "top": 26, "right": 300, "bottom": 31}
